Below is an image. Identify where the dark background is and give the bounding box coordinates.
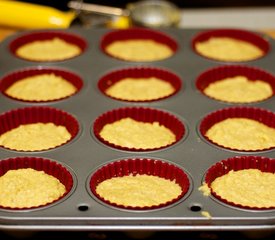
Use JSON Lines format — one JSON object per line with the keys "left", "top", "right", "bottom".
{"left": 21, "top": 0, "right": 275, "bottom": 10}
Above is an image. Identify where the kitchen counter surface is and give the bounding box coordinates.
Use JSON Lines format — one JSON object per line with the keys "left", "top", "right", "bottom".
{"left": 180, "top": 7, "right": 275, "bottom": 30}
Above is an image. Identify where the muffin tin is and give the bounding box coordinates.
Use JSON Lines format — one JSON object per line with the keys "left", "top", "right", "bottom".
{"left": 0, "top": 27, "right": 274, "bottom": 231}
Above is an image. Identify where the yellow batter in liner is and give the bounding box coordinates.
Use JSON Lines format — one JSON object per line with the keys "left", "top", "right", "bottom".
{"left": 199, "top": 169, "right": 275, "bottom": 208}
{"left": 195, "top": 37, "right": 264, "bottom": 62}
{"left": 5, "top": 73, "right": 77, "bottom": 101}
{"left": 0, "top": 168, "right": 66, "bottom": 208}
{"left": 205, "top": 118, "right": 275, "bottom": 151}
{"left": 99, "top": 117, "right": 176, "bottom": 149}
{"left": 105, "top": 77, "right": 175, "bottom": 101}
{"left": 105, "top": 39, "right": 173, "bottom": 61}
{"left": 203, "top": 76, "right": 272, "bottom": 103}
{"left": 96, "top": 174, "right": 182, "bottom": 207}
{"left": 0, "top": 122, "right": 71, "bottom": 151}
{"left": 16, "top": 37, "right": 81, "bottom": 61}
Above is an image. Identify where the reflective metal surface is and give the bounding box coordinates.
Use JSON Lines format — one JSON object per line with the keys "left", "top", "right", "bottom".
{"left": 129, "top": 0, "right": 181, "bottom": 27}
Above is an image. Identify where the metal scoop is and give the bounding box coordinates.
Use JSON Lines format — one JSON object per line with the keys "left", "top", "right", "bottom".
{"left": 68, "top": 0, "right": 182, "bottom": 28}
{"left": 0, "top": 0, "right": 181, "bottom": 29}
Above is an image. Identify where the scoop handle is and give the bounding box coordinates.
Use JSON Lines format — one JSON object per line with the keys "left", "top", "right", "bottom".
{"left": 68, "top": 1, "right": 129, "bottom": 17}
{"left": 0, "top": 1, "right": 75, "bottom": 29}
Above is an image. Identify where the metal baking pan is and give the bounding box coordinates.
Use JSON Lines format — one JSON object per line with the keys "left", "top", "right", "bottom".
{"left": 0, "top": 27, "right": 274, "bottom": 231}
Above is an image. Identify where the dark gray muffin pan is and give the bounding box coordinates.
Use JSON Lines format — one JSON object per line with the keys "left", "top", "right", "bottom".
{"left": 0, "top": 28, "right": 274, "bottom": 231}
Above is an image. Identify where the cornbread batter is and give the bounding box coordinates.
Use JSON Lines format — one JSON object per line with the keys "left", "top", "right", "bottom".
{"left": 0, "top": 168, "right": 66, "bottom": 208}
{"left": 201, "top": 211, "right": 212, "bottom": 219}
{"left": 105, "top": 39, "right": 173, "bottom": 61}
{"left": 5, "top": 73, "right": 77, "bottom": 101}
{"left": 0, "top": 123, "right": 71, "bottom": 151}
{"left": 105, "top": 77, "right": 175, "bottom": 101}
{"left": 16, "top": 37, "right": 81, "bottom": 61}
{"left": 200, "top": 169, "right": 275, "bottom": 208}
{"left": 205, "top": 118, "right": 275, "bottom": 150}
{"left": 195, "top": 37, "right": 264, "bottom": 62}
{"left": 99, "top": 117, "right": 176, "bottom": 149}
{"left": 204, "top": 76, "right": 273, "bottom": 103}
{"left": 198, "top": 182, "right": 211, "bottom": 196}
{"left": 96, "top": 174, "right": 182, "bottom": 207}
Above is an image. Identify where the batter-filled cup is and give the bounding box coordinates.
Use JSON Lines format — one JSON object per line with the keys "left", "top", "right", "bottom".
{"left": 199, "top": 106, "right": 275, "bottom": 152}
{"left": 192, "top": 28, "right": 270, "bottom": 62}
{"left": 0, "top": 156, "right": 74, "bottom": 210}
{"left": 0, "top": 107, "right": 79, "bottom": 152}
{"left": 0, "top": 67, "right": 83, "bottom": 102}
{"left": 9, "top": 30, "right": 87, "bottom": 62}
{"left": 201, "top": 155, "right": 275, "bottom": 210}
{"left": 98, "top": 66, "right": 182, "bottom": 102}
{"left": 93, "top": 107, "right": 185, "bottom": 151}
{"left": 89, "top": 158, "right": 190, "bottom": 210}
{"left": 100, "top": 28, "right": 178, "bottom": 62}
{"left": 196, "top": 65, "right": 275, "bottom": 104}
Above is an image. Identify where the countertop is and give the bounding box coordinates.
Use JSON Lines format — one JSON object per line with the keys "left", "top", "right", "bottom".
{"left": 180, "top": 7, "right": 275, "bottom": 31}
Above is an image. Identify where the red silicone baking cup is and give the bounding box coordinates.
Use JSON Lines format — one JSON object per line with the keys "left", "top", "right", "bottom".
{"left": 100, "top": 27, "right": 178, "bottom": 62}
{"left": 9, "top": 30, "right": 87, "bottom": 62}
{"left": 199, "top": 106, "right": 275, "bottom": 152}
{"left": 204, "top": 155, "right": 275, "bottom": 210}
{"left": 0, "top": 67, "right": 83, "bottom": 103}
{"left": 89, "top": 158, "right": 190, "bottom": 210}
{"left": 93, "top": 107, "right": 185, "bottom": 151}
{"left": 98, "top": 66, "right": 182, "bottom": 102}
{"left": 0, "top": 106, "right": 79, "bottom": 152}
{"left": 0, "top": 156, "right": 74, "bottom": 210}
{"left": 192, "top": 28, "right": 270, "bottom": 62}
{"left": 196, "top": 65, "right": 275, "bottom": 103}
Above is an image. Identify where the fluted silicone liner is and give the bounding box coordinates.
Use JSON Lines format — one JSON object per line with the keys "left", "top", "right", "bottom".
{"left": 192, "top": 28, "right": 270, "bottom": 62}
{"left": 0, "top": 67, "right": 83, "bottom": 102}
{"left": 89, "top": 158, "right": 190, "bottom": 210}
{"left": 100, "top": 27, "right": 178, "bottom": 62}
{"left": 98, "top": 66, "right": 182, "bottom": 102}
{"left": 196, "top": 65, "right": 275, "bottom": 103}
{"left": 9, "top": 30, "right": 87, "bottom": 62}
{"left": 0, "top": 106, "right": 79, "bottom": 151}
{"left": 199, "top": 106, "right": 275, "bottom": 152}
{"left": 0, "top": 156, "right": 74, "bottom": 210}
{"left": 93, "top": 107, "right": 185, "bottom": 151}
{"left": 204, "top": 155, "right": 275, "bottom": 210}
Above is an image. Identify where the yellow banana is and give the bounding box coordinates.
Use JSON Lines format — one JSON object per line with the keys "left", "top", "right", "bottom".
{"left": 0, "top": 0, "right": 76, "bottom": 29}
